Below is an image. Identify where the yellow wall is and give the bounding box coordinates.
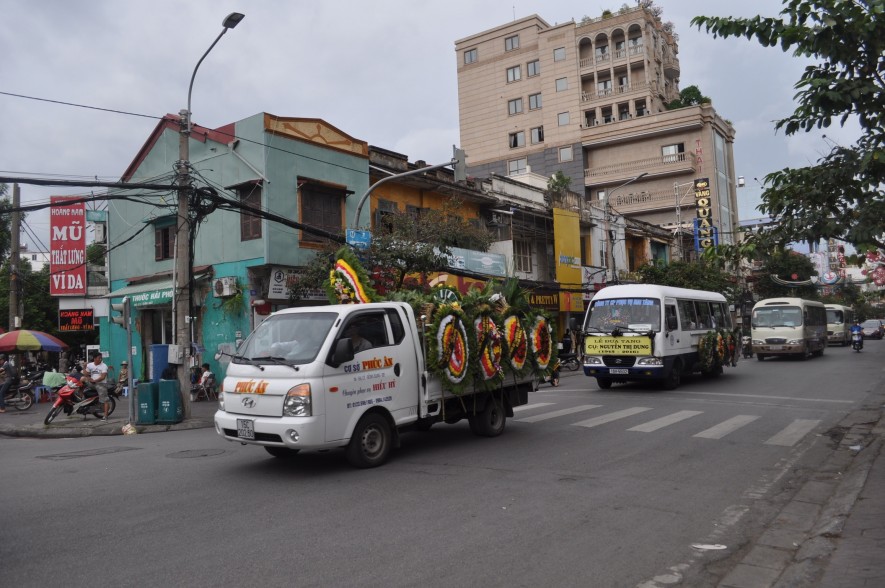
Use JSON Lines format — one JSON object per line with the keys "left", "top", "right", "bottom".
{"left": 370, "top": 182, "right": 481, "bottom": 219}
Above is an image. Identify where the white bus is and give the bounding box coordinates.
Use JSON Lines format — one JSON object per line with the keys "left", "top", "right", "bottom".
{"left": 582, "top": 284, "right": 733, "bottom": 390}
{"left": 825, "top": 304, "right": 854, "bottom": 347}
{"left": 751, "top": 298, "right": 827, "bottom": 360}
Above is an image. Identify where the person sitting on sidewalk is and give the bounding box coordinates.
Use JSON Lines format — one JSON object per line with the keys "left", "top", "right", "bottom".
{"left": 191, "top": 363, "right": 216, "bottom": 401}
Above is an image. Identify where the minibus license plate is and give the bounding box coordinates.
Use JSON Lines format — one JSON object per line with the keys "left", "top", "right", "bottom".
{"left": 610, "top": 368, "right": 629, "bottom": 375}
{"left": 769, "top": 346, "right": 783, "bottom": 351}
{"left": 237, "top": 419, "right": 255, "bottom": 440}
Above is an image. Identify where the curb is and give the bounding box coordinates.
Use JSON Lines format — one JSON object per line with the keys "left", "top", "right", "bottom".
{"left": 0, "top": 417, "right": 214, "bottom": 438}
{"left": 719, "top": 392, "right": 885, "bottom": 588}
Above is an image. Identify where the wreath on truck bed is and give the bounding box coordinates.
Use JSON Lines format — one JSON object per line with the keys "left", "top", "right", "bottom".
{"left": 324, "top": 248, "right": 558, "bottom": 393}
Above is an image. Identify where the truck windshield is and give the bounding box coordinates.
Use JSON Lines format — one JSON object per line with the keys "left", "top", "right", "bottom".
{"left": 585, "top": 298, "right": 661, "bottom": 333}
{"left": 236, "top": 312, "right": 337, "bottom": 365}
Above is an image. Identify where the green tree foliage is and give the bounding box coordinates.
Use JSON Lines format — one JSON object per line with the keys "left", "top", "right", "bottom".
{"left": 86, "top": 242, "right": 107, "bottom": 266}
{"left": 291, "top": 199, "right": 494, "bottom": 299}
{"left": 666, "top": 85, "right": 711, "bottom": 109}
{"left": 752, "top": 250, "right": 819, "bottom": 300}
{"left": 692, "top": 1, "right": 885, "bottom": 249}
{"left": 0, "top": 184, "right": 12, "bottom": 260}
{"left": 0, "top": 262, "right": 59, "bottom": 334}
{"left": 635, "top": 260, "right": 739, "bottom": 300}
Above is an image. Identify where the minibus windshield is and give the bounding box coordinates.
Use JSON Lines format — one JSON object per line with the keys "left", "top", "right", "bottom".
{"left": 752, "top": 306, "right": 802, "bottom": 328}
{"left": 586, "top": 298, "right": 661, "bottom": 332}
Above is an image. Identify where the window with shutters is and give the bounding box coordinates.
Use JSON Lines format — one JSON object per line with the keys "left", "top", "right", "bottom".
{"left": 238, "top": 184, "right": 262, "bottom": 241}
{"left": 154, "top": 225, "right": 175, "bottom": 261}
{"left": 300, "top": 181, "right": 346, "bottom": 245}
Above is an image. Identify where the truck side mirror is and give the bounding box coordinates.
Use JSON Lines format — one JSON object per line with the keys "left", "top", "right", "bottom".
{"left": 328, "top": 339, "right": 355, "bottom": 368}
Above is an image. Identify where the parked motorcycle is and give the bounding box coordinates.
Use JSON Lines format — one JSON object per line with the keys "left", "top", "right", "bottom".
{"left": 559, "top": 353, "right": 580, "bottom": 372}
{"left": 851, "top": 332, "right": 863, "bottom": 352}
{"left": 0, "top": 368, "right": 45, "bottom": 411}
{"left": 43, "top": 374, "right": 118, "bottom": 425}
{"left": 741, "top": 336, "right": 753, "bottom": 359}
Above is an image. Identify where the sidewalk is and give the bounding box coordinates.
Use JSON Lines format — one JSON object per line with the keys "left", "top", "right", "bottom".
{"left": 0, "top": 394, "right": 217, "bottom": 438}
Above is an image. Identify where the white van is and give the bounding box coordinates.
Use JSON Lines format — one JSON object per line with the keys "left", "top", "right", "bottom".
{"left": 214, "top": 302, "right": 533, "bottom": 467}
{"left": 582, "top": 284, "right": 733, "bottom": 390}
{"left": 751, "top": 297, "right": 827, "bottom": 360}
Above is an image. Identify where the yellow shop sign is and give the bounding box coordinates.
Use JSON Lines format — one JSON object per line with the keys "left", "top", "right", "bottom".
{"left": 585, "top": 336, "right": 652, "bottom": 356}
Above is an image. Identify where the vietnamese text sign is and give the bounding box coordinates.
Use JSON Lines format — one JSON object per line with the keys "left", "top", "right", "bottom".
{"left": 584, "top": 336, "right": 652, "bottom": 356}
{"left": 58, "top": 308, "right": 95, "bottom": 332}
{"left": 50, "top": 196, "right": 86, "bottom": 295}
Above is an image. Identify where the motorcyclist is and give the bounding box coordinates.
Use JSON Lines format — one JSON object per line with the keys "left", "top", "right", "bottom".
{"left": 850, "top": 320, "right": 864, "bottom": 349}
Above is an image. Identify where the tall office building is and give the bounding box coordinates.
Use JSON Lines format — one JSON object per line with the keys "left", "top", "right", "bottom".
{"left": 455, "top": 6, "right": 739, "bottom": 257}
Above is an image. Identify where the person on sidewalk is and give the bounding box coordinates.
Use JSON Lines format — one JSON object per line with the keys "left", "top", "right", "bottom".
{"left": 114, "top": 360, "right": 129, "bottom": 396}
{"left": 0, "top": 354, "right": 18, "bottom": 414}
{"left": 82, "top": 352, "right": 110, "bottom": 421}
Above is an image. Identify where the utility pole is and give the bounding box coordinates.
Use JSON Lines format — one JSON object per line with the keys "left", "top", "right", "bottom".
{"left": 174, "top": 12, "right": 244, "bottom": 419}
{"left": 9, "top": 183, "right": 21, "bottom": 331}
{"left": 603, "top": 173, "right": 647, "bottom": 285}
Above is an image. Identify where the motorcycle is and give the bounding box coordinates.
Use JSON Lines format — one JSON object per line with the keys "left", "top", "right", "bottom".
{"left": 851, "top": 332, "right": 863, "bottom": 352}
{"left": 741, "top": 336, "right": 753, "bottom": 359}
{"left": 43, "top": 374, "right": 118, "bottom": 425}
{"left": 559, "top": 353, "right": 580, "bottom": 372}
{"left": 0, "top": 368, "right": 44, "bottom": 411}
{"left": 536, "top": 358, "right": 562, "bottom": 388}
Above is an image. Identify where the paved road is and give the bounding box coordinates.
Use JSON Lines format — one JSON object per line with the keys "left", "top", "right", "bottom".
{"left": 1, "top": 340, "right": 881, "bottom": 587}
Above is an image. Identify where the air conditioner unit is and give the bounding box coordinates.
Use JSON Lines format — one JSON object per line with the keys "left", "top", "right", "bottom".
{"left": 213, "top": 276, "right": 238, "bottom": 298}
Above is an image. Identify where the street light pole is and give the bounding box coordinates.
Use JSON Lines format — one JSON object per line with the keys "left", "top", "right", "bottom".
{"left": 175, "top": 12, "right": 244, "bottom": 417}
{"left": 604, "top": 172, "right": 647, "bottom": 284}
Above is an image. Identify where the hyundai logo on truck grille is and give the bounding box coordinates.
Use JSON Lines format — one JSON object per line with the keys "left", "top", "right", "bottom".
{"left": 242, "top": 397, "right": 255, "bottom": 408}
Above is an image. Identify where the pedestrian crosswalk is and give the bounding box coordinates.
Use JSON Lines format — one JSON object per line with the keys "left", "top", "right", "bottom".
{"left": 512, "top": 402, "right": 821, "bottom": 447}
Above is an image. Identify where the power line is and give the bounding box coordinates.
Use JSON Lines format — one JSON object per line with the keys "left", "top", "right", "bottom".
{"left": 0, "top": 91, "right": 161, "bottom": 120}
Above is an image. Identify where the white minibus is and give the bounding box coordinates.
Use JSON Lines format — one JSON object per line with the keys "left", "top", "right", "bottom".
{"left": 825, "top": 304, "right": 854, "bottom": 347}
{"left": 751, "top": 298, "right": 827, "bottom": 360}
{"left": 582, "top": 284, "right": 733, "bottom": 390}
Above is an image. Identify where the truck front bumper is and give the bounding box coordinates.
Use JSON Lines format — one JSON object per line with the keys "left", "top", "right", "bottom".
{"left": 214, "top": 410, "right": 335, "bottom": 449}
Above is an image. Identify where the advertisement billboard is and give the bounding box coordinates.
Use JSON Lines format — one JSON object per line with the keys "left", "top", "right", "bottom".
{"left": 49, "top": 196, "right": 87, "bottom": 296}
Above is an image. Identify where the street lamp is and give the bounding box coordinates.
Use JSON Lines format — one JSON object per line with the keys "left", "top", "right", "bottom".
{"left": 604, "top": 172, "right": 648, "bottom": 284}
{"left": 175, "top": 12, "right": 244, "bottom": 417}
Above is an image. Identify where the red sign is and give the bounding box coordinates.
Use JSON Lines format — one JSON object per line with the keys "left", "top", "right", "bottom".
{"left": 58, "top": 308, "right": 95, "bottom": 332}
{"left": 50, "top": 196, "right": 87, "bottom": 296}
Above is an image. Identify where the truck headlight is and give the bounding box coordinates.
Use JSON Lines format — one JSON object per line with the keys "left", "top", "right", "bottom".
{"left": 284, "top": 383, "right": 312, "bottom": 417}
{"left": 218, "top": 391, "right": 225, "bottom": 410}
{"left": 637, "top": 357, "right": 663, "bottom": 366}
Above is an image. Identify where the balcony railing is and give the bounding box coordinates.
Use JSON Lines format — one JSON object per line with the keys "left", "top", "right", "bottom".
{"left": 581, "top": 80, "right": 650, "bottom": 103}
{"left": 605, "top": 187, "right": 696, "bottom": 214}
{"left": 583, "top": 152, "right": 697, "bottom": 181}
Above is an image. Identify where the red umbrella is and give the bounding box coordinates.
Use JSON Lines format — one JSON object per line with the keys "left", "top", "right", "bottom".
{"left": 0, "top": 330, "right": 69, "bottom": 353}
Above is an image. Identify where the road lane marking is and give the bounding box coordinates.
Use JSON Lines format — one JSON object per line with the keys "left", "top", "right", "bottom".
{"left": 676, "top": 391, "right": 854, "bottom": 404}
{"left": 694, "top": 415, "right": 760, "bottom": 439}
{"left": 513, "top": 402, "right": 554, "bottom": 413}
{"left": 628, "top": 410, "right": 703, "bottom": 432}
{"left": 764, "top": 419, "right": 821, "bottom": 446}
{"left": 572, "top": 407, "right": 652, "bottom": 428}
{"left": 515, "top": 405, "right": 601, "bottom": 423}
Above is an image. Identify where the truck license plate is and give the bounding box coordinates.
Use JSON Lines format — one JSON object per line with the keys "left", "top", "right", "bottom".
{"left": 237, "top": 419, "right": 255, "bottom": 440}
{"left": 610, "top": 368, "right": 629, "bottom": 375}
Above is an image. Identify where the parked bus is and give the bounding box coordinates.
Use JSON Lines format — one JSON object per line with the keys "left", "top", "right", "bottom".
{"left": 825, "top": 304, "right": 854, "bottom": 347}
{"left": 751, "top": 298, "right": 827, "bottom": 360}
{"left": 582, "top": 284, "right": 733, "bottom": 390}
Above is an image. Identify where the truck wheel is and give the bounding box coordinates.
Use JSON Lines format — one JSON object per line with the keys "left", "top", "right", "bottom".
{"left": 468, "top": 397, "right": 506, "bottom": 437}
{"left": 346, "top": 413, "right": 392, "bottom": 468}
{"left": 662, "top": 363, "right": 681, "bottom": 390}
{"left": 265, "top": 447, "right": 300, "bottom": 458}
{"left": 757, "top": 354, "right": 766, "bottom": 361}
{"left": 596, "top": 377, "right": 613, "bottom": 389}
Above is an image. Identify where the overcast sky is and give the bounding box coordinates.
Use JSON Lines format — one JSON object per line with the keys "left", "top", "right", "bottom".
{"left": 1, "top": 0, "right": 860, "bottom": 251}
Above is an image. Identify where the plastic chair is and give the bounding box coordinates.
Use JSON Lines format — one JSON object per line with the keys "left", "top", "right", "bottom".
{"left": 192, "top": 375, "right": 217, "bottom": 401}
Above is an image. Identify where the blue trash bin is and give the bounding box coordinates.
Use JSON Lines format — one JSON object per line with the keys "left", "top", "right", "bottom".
{"left": 136, "top": 381, "right": 159, "bottom": 425}
{"left": 156, "top": 379, "right": 183, "bottom": 425}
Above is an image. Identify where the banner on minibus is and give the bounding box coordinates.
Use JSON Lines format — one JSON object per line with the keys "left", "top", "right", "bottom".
{"left": 585, "top": 336, "right": 652, "bottom": 355}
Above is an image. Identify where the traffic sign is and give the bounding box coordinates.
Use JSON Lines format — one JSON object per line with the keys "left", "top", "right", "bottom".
{"left": 346, "top": 229, "right": 372, "bottom": 250}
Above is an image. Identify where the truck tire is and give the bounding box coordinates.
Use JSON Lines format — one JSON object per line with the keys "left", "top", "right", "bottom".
{"left": 468, "top": 397, "right": 506, "bottom": 437}
{"left": 346, "top": 412, "right": 392, "bottom": 468}
{"left": 596, "top": 377, "right": 613, "bottom": 389}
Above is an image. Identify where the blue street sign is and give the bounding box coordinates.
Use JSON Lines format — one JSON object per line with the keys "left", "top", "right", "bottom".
{"left": 346, "top": 229, "right": 372, "bottom": 250}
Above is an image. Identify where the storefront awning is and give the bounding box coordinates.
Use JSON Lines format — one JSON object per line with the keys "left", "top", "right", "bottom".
{"left": 105, "top": 279, "right": 174, "bottom": 307}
